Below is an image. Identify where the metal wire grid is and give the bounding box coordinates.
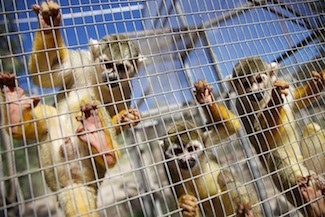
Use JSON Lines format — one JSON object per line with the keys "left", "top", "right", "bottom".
{"left": 0, "top": 0, "right": 324, "bottom": 216}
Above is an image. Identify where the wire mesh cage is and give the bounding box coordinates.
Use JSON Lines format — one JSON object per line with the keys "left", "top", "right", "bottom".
{"left": 0, "top": 0, "right": 324, "bottom": 217}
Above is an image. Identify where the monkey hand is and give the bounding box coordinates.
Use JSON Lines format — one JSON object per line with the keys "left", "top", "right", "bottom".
{"left": 194, "top": 80, "right": 214, "bottom": 104}
{"left": 113, "top": 109, "right": 141, "bottom": 133}
{"left": 272, "top": 80, "right": 289, "bottom": 105}
{"left": 119, "top": 108, "right": 141, "bottom": 127}
{"left": 298, "top": 175, "right": 325, "bottom": 216}
{"left": 236, "top": 203, "right": 254, "bottom": 217}
{"left": 0, "top": 73, "right": 40, "bottom": 131}
{"left": 310, "top": 70, "right": 325, "bottom": 93}
{"left": 32, "top": 0, "right": 61, "bottom": 33}
{"left": 179, "top": 195, "right": 198, "bottom": 217}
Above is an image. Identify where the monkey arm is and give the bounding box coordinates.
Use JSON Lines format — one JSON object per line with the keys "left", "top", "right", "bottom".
{"left": 268, "top": 150, "right": 325, "bottom": 216}
{"left": 28, "top": 30, "right": 68, "bottom": 87}
{"left": 1, "top": 73, "right": 57, "bottom": 140}
{"left": 194, "top": 80, "right": 240, "bottom": 137}
{"left": 218, "top": 170, "right": 262, "bottom": 217}
{"left": 2, "top": 99, "right": 57, "bottom": 141}
{"left": 292, "top": 70, "right": 325, "bottom": 111}
{"left": 255, "top": 80, "right": 289, "bottom": 149}
{"left": 205, "top": 102, "right": 241, "bottom": 137}
{"left": 28, "top": 1, "right": 69, "bottom": 88}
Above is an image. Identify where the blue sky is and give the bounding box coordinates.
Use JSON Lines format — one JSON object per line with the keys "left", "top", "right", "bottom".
{"left": 1, "top": 0, "right": 324, "bottom": 111}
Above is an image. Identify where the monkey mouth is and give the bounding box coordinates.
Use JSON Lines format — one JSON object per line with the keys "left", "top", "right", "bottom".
{"left": 248, "top": 91, "right": 264, "bottom": 102}
{"left": 102, "top": 73, "right": 119, "bottom": 88}
{"left": 179, "top": 158, "right": 196, "bottom": 170}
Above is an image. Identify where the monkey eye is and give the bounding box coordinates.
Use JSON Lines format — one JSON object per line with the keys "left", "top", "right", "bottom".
{"left": 242, "top": 80, "right": 250, "bottom": 89}
{"left": 188, "top": 146, "right": 197, "bottom": 152}
{"left": 256, "top": 76, "right": 263, "bottom": 83}
{"left": 116, "top": 64, "right": 128, "bottom": 73}
{"left": 105, "top": 62, "right": 114, "bottom": 69}
{"left": 173, "top": 148, "right": 183, "bottom": 155}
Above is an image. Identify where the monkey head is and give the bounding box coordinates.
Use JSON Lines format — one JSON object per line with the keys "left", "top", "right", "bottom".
{"left": 90, "top": 35, "right": 143, "bottom": 88}
{"left": 163, "top": 121, "right": 205, "bottom": 172}
{"left": 231, "top": 56, "right": 279, "bottom": 110}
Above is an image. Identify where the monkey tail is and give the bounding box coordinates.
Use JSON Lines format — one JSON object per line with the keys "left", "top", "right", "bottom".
{"left": 58, "top": 183, "right": 99, "bottom": 217}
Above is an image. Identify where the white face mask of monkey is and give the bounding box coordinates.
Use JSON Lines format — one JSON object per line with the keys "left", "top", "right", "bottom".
{"left": 231, "top": 56, "right": 279, "bottom": 112}
{"left": 163, "top": 121, "right": 206, "bottom": 173}
{"left": 90, "top": 35, "right": 144, "bottom": 88}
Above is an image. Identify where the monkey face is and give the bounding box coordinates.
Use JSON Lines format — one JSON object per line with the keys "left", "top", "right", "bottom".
{"left": 232, "top": 57, "right": 279, "bottom": 106}
{"left": 165, "top": 140, "right": 203, "bottom": 170}
{"left": 100, "top": 59, "right": 135, "bottom": 88}
{"left": 239, "top": 73, "right": 272, "bottom": 102}
{"left": 90, "top": 35, "right": 142, "bottom": 88}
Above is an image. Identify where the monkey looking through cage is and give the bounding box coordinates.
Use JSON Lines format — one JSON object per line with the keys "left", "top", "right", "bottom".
{"left": 0, "top": 0, "right": 324, "bottom": 217}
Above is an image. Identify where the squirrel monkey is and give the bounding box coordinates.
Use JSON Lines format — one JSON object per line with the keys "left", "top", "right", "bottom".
{"left": 230, "top": 56, "right": 325, "bottom": 216}
{"left": 162, "top": 80, "right": 262, "bottom": 217}
{"left": 0, "top": 1, "right": 143, "bottom": 216}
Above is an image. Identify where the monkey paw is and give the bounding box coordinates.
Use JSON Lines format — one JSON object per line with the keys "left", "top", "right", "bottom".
{"left": 194, "top": 80, "right": 214, "bottom": 104}
{"left": 272, "top": 80, "right": 289, "bottom": 104}
{"left": 310, "top": 70, "right": 325, "bottom": 92}
{"left": 236, "top": 203, "right": 253, "bottom": 217}
{"left": 119, "top": 108, "right": 141, "bottom": 127}
{"left": 32, "top": 0, "right": 61, "bottom": 32}
{"left": 179, "top": 195, "right": 198, "bottom": 217}
{"left": 273, "top": 80, "right": 289, "bottom": 94}
{"left": 298, "top": 175, "right": 325, "bottom": 216}
{"left": 0, "top": 73, "right": 40, "bottom": 128}
{"left": 76, "top": 104, "right": 116, "bottom": 167}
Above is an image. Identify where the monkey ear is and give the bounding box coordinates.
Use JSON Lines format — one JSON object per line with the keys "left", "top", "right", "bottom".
{"left": 137, "top": 54, "right": 147, "bottom": 63}
{"left": 224, "top": 74, "right": 235, "bottom": 93}
{"left": 158, "top": 140, "right": 164, "bottom": 146}
{"left": 268, "top": 62, "right": 279, "bottom": 77}
{"left": 89, "top": 38, "right": 99, "bottom": 60}
{"left": 158, "top": 140, "right": 166, "bottom": 151}
{"left": 202, "top": 132, "right": 209, "bottom": 146}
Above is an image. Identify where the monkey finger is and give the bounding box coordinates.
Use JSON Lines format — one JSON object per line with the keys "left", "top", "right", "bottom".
{"left": 315, "top": 177, "right": 325, "bottom": 194}
{"left": 236, "top": 203, "right": 252, "bottom": 216}
{"left": 274, "top": 80, "right": 289, "bottom": 88}
{"left": 311, "top": 71, "right": 321, "bottom": 80}
{"left": 32, "top": 96, "right": 41, "bottom": 107}
{"left": 180, "top": 203, "right": 198, "bottom": 214}
{"left": 204, "top": 88, "right": 210, "bottom": 97}
{"left": 76, "top": 116, "right": 84, "bottom": 124}
{"left": 32, "top": 4, "right": 41, "bottom": 15}
{"left": 279, "top": 89, "right": 288, "bottom": 96}
{"left": 40, "top": 1, "right": 50, "bottom": 14}
{"left": 202, "top": 80, "right": 213, "bottom": 92}
{"left": 194, "top": 81, "right": 204, "bottom": 92}
{"left": 207, "top": 84, "right": 213, "bottom": 92}
{"left": 121, "top": 114, "right": 134, "bottom": 123}
{"left": 128, "top": 108, "right": 140, "bottom": 118}
{"left": 314, "top": 70, "right": 325, "bottom": 83}
{"left": 182, "top": 210, "right": 197, "bottom": 217}
{"left": 48, "top": 0, "right": 60, "bottom": 17}
{"left": 180, "top": 195, "right": 198, "bottom": 206}
{"left": 76, "top": 125, "right": 85, "bottom": 134}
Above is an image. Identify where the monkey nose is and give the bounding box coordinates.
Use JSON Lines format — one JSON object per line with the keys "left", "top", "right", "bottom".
{"left": 102, "top": 72, "right": 119, "bottom": 87}
{"left": 179, "top": 158, "right": 196, "bottom": 170}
